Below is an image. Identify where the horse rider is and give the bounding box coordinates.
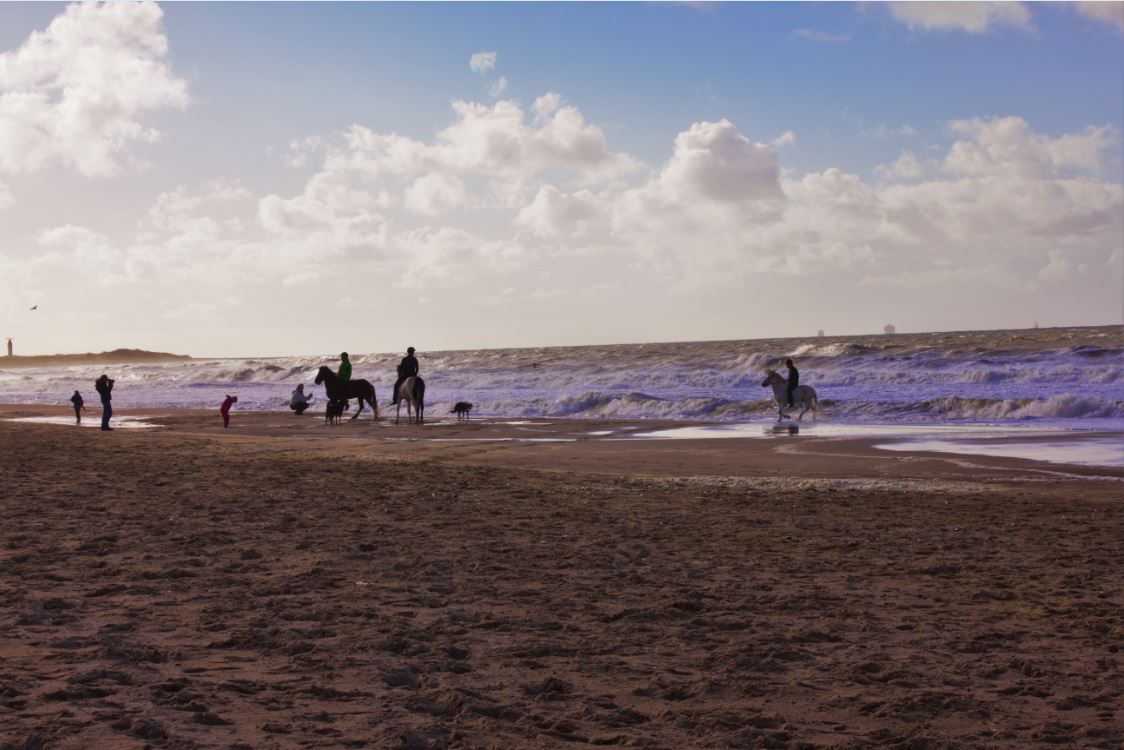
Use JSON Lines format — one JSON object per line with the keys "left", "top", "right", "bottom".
{"left": 785, "top": 358, "right": 799, "bottom": 407}
{"left": 391, "top": 347, "right": 419, "bottom": 405}
{"left": 333, "top": 352, "right": 352, "bottom": 412}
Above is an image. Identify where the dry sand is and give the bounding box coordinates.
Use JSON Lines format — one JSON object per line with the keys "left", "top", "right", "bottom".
{"left": 1, "top": 406, "right": 1121, "bottom": 749}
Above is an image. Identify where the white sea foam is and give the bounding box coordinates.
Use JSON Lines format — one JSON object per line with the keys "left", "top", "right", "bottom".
{"left": 1, "top": 326, "right": 1120, "bottom": 427}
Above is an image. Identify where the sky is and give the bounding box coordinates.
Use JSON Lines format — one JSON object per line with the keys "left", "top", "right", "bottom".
{"left": 1, "top": 1, "right": 1122, "bottom": 357}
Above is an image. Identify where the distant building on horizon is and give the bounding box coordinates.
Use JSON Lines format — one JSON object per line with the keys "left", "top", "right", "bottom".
{"left": 817, "top": 329, "right": 825, "bottom": 338}
{"left": 883, "top": 324, "right": 896, "bottom": 335}
{"left": 5, "top": 338, "right": 11, "bottom": 357}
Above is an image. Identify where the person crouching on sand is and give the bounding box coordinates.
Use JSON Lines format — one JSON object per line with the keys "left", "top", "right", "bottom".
{"left": 220, "top": 395, "right": 238, "bottom": 428}
{"left": 70, "top": 390, "right": 86, "bottom": 424}
{"left": 290, "top": 384, "right": 312, "bottom": 415}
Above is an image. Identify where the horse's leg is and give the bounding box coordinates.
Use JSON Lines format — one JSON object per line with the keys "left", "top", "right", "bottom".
{"left": 395, "top": 399, "right": 401, "bottom": 425}
{"left": 352, "top": 397, "right": 363, "bottom": 420}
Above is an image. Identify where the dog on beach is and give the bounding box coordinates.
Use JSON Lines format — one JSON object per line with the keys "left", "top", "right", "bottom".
{"left": 325, "top": 398, "right": 346, "bottom": 425}
{"left": 451, "top": 402, "right": 473, "bottom": 420}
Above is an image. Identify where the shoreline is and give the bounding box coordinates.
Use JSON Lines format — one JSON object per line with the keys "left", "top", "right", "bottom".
{"left": 3, "top": 403, "right": 1121, "bottom": 479}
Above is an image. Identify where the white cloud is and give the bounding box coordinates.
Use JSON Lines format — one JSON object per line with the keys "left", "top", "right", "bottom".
{"left": 149, "top": 179, "right": 253, "bottom": 232}
{"left": 404, "top": 173, "right": 467, "bottom": 215}
{"left": 469, "top": 51, "right": 497, "bottom": 74}
{"left": 516, "top": 185, "right": 606, "bottom": 238}
{"left": 35, "top": 225, "right": 125, "bottom": 284}
{"left": 0, "top": 2, "right": 188, "bottom": 177}
{"left": 943, "top": 117, "right": 1116, "bottom": 178}
{"left": 330, "top": 97, "right": 637, "bottom": 182}
{"left": 533, "top": 92, "right": 563, "bottom": 121}
{"left": 876, "top": 150, "right": 927, "bottom": 180}
{"left": 656, "top": 119, "right": 782, "bottom": 204}
{"left": 394, "top": 226, "right": 483, "bottom": 289}
{"left": 283, "top": 136, "right": 325, "bottom": 168}
{"left": 489, "top": 75, "right": 509, "bottom": 100}
{"left": 1074, "top": 2, "right": 1124, "bottom": 32}
{"left": 18, "top": 88, "right": 1119, "bottom": 336}
{"left": 887, "top": 2, "right": 1032, "bottom": 33}
{"left": 771, "top": 131, "right": 796, "bottom": 148}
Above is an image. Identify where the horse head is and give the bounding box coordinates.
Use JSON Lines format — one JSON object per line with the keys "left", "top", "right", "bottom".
{"left": 314, "top": 365, "right": 330, "bottom": 385}
{"left": 761, "top": 369, "right": 779, "bottom": 387}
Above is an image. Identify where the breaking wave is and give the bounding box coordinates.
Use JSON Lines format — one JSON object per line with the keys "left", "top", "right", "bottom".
{"left": 1, "top": 325, "right": 1120, "bottom": 426}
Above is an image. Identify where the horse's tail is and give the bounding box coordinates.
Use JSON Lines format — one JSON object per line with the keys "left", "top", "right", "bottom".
{"left": 811, "top": 391, "right": 819, "bottom": 421}
{"left": 371, "top": 384, "right": 379, "bottom": 419}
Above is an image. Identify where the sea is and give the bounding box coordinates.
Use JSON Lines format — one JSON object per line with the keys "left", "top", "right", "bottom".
{"left": 1, "top": 326, "right": 1121, "bottom": 431}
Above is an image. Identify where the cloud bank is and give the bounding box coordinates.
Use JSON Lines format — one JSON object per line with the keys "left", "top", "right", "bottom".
{"left": 0, "top": 2, "right": 188, "bottom": 178}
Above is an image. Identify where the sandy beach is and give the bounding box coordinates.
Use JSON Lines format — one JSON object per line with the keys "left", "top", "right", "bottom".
{"left": 1, "top": 406, "right": 1121, "bottom": 749}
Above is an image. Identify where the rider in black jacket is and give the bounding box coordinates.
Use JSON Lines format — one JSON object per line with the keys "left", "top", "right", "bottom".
{"left": 785, "top": 358, "right": 799, "bottom": 407}
{"left": 391, "top": 347, "right": 419, "bottom": 405}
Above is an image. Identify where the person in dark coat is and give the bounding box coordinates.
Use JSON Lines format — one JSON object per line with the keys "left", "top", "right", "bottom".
{"left": 95, "top": 374, "right": 114, "bottom": 431}
{"left": 70, "top": 390, "right": 86, "bottom": 424}
{"left": 785, "top": 358, "right": 799, "bottom": 407}
{"left": 220, "top": 394, "right": 238, "bottom": 428}
{"left": 391, "top": 347, "right": 419, "bottom": 405}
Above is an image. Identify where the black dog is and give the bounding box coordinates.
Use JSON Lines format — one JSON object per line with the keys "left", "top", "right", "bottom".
{"left": 325, "top": 398, "right": 347, "bottom": 425}
{"left": 451, "top": 401, "right": 473, "bottom": 420}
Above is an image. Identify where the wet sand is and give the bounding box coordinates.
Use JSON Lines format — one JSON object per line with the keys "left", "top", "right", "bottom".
{"left": 1, "top": 406, "right": 1121, "bottom": 749}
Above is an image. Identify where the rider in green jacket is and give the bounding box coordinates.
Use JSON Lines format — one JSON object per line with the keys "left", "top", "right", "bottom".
{"left": 338, "top": 352, "right": 352, "bottom": 381}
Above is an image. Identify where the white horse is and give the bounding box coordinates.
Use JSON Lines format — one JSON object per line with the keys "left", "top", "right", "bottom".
{"left": 762, "top": 369, "right": 818, "bottom": 421}
{"left": 395, "top": 376, "right": 425, "bottom": 425}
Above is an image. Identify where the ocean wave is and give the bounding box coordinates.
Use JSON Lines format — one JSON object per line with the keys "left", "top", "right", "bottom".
{"left": 908, "top": 394, "right": 1122, "bottom": 421}
{"left": 2, "top": 326, "right": 1120, "bottom": 424}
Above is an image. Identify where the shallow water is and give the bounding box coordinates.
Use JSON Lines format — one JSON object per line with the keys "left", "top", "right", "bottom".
{"left": 629, "top": 422, "right": 1057, "bottom": 440}
{"left": 5, "top": 416, "right": 162, "bottom": 429}
{"left": 875, "top": 437, "right": 1124, "bottom": 468}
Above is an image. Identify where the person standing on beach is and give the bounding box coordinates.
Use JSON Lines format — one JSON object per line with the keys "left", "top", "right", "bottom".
{"left": 95, "top": 375, "right": 114, "bottom": 431}
{"left": 289, "top": 384, "right": 312, "bottom": 415}
{"left": 69, "top": 390, "right": 86, "bottom": 424}
{"left": 391, "top": 346, "right": 419, "bottom": 405}
{"left": 220, "top": 394, "right": 238, "bottom": 428}
{"left": 785, "top": 358, "right": 799, "bottom": 408}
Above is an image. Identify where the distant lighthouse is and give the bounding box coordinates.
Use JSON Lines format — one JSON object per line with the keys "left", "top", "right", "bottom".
{"left": 5, "top": 338, "right": 11, "bottom": 357}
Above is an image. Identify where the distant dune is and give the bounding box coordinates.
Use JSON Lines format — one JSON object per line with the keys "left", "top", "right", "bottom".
{"left": 0, "top": 349, "right": 191, "bottom": 368}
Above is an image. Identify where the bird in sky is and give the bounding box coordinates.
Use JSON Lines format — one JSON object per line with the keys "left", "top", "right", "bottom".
{"left": 29, "top": 305, "right": 37, "bottom": 310}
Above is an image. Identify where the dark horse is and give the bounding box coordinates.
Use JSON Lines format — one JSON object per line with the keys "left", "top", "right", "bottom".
{"left": 314, "top": 366, "right": 379, "bottom": 421}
